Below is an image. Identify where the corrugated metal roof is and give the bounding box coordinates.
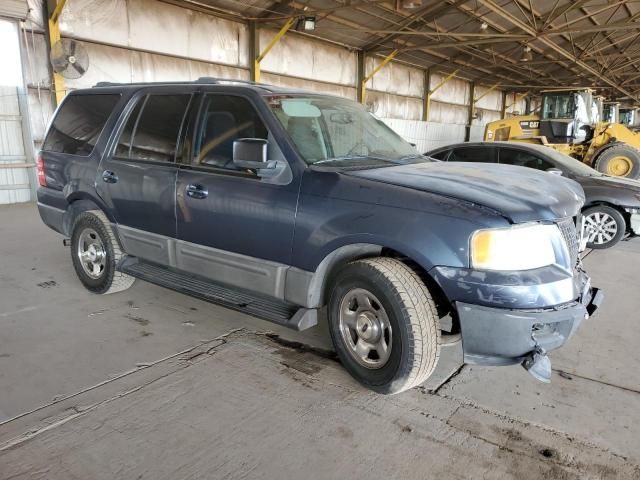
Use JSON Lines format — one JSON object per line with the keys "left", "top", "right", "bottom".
{"left": 174, "top": 0, "right": 640, "bottom": 105}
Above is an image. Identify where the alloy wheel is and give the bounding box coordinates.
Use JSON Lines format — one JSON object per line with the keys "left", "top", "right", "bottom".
{"left": 584, "top": 211, "right": 618, "bottom": 246}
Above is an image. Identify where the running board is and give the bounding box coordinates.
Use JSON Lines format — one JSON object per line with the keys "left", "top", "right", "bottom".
{"left": 119, "top": 259, "right": 317, "bottom": 331}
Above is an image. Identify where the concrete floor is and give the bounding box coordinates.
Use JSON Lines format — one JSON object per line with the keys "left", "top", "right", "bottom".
{"left": 1, "top": 202, "right": 639, "bottom": 479}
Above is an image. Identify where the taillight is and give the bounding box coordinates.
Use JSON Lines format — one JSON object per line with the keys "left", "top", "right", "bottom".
{"left": 36, "top": 153, "right": 46, "bottom": 187}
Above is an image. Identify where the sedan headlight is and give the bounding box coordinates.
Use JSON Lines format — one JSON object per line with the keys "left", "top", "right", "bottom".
{"left": 471, "top": 224, "right": 567, "bottom": 271}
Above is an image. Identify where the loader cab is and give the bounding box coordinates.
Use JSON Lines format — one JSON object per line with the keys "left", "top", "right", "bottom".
{"left": 603, "top": 102, "right": 619, "bottom": 124}
{"left": 540, "top": 89, "right": 593, "bottom": 144}
{"left": 620, "top": 108, "right": 635, "bottom": 126}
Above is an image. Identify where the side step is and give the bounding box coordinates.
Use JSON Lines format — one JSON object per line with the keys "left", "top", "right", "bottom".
{"left": 119, "top": 259, "right": 317, "bottom": 331}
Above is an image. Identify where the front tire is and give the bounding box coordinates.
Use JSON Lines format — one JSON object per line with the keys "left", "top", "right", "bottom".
{"left": 594, "top": 145, "right": 640, "bottom": 178}
{"left": 70, "top": 210, "right": 135, "bottom": 294}
{"left": 583, "top": 205, "right": 626, "bottom": 249}
{"left": 328, "top": 258, "right": 440, "bottom": 394}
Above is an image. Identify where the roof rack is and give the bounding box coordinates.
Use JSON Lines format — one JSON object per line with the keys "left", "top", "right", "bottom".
{"left": 93, "top": 77, "right": 266, "bottom": 88}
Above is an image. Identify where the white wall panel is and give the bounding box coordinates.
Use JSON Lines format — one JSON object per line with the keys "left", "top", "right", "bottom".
{"left": 429, "top": 100, "right": 468, "bottom": 124}
{"left": 27, "top": 88, "right": 52, "bottom": 143}
{"left": 365, "top": 57, "right": 423, "bottom": 97}
{"left": 382, "top": 118, "right": 466, "bottom": 153}
{"left": 261, "top": 73, "right": 356, "bottom": 99}
{"left": 429, "top": 73, "right": 469, "bottom": 105}
{"left": 58, "top": 0, "right": 248, "bottom": 67}
{"left": 259, "top": 29, "right": 356, "bottom": 86}
{"left": 60, "top": 0, "right": 129, "bottom": 47}
{"left": 474, "top": 86, "right": 502, "bottom": 110}
{"left": 367, "top": 90, "right": 422, "bottom": 120}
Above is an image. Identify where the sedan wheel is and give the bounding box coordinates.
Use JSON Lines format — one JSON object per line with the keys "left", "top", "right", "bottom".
{"left": 582, "top": 206, "right": 626, "bottom": 249}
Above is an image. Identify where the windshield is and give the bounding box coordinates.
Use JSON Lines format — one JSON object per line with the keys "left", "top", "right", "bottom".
{"left": 542, "top": 93, "right": 575, "bottom": 120}
{"left": 266, "top": 95, "right": 422, "bottom": 167}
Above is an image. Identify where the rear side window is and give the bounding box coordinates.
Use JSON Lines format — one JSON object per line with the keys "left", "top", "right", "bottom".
{"left": 428, "top": 150, "right": 450, "bottom": 161}
{"left": 499, "top": 148, "right": 555, "bottom": 170}
{"left": 115, "top": 94, "right": 191, "bottom": 163}
{"left": 448, "top": 146, "right": 497, "bottom": 163}
{"left": 42, "top": 94, "right": 120, "bottom": 156}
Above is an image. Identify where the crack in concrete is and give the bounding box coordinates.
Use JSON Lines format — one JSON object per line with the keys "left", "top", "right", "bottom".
{"left": 552, "top": 368, "right": 640, "bottom": 395}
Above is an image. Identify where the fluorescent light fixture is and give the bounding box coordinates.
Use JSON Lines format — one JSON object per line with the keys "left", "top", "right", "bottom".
{"left": 303, "top": 16, "right": 316, "bottom": 31}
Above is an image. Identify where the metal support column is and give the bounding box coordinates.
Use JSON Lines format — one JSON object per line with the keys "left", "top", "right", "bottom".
{"left": 422, "top": 69, "right": 430, "bottom": 121}
{"left": 45, "top": 0, "right": 67, "bottom": 106}
{"left": 501, "top": 90, "right": 508, "bottom": 118}
{"left": 356, "top": 50, "right": 365, "bottom": 104}
{"left": 248, "top": 20, "right": 259, "bottom": 82}
{"left": 466, "top": 82, "right": 475, "bottom": 141}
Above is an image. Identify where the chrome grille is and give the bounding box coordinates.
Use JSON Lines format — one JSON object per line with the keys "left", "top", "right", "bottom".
{"left": 557, "top": 217, "right": 579, "bottom": 267}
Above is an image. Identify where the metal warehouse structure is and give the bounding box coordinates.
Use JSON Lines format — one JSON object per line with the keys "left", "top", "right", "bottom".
{"left": 2, "top": 0, "right": 640, "bottom": 203}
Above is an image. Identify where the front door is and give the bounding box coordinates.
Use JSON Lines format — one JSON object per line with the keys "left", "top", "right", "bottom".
{"left": 175, "top": 92, "right": 300, "bottom": 298}
{"left": 97, "top": 89, "right": 193, "bottom": 264}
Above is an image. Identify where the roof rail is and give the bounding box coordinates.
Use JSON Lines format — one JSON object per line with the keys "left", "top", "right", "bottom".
{"left": 93, "top": 77, "right": 267, "bottom": 88}
{"left": 194, "top": 77, "right": 259, "bottom": 85}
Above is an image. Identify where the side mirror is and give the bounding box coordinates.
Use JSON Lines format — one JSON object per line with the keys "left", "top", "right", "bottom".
{"left": 547, "top": 168, "right": 563, "bottom": 176}
{"left": 233, "top": 138, "right": 272, "bottom": 169}
{"left": 233, "top": 138, "right": 285, "bottom": 178}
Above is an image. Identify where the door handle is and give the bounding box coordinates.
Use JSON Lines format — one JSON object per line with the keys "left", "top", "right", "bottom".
{"left": 186, "top": 183, "right": 208, "bottom": 199}
{"left": 102, "top": 170, "right": 118, "bottom": 183}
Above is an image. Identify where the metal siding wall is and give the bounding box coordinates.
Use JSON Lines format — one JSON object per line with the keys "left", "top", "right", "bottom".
{"left": 382, "top": 118, "right": 466, "bottom": 153}
{"left": 0, "top": 18, "right": 32, "bottom": 204}
{"left": 260, "top": 73, "right": 356, "bottom": 100}
{"left": 259, "top": 28, "right": 356, "bottom": 86}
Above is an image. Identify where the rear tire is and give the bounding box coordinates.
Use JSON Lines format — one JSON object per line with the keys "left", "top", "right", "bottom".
{"left": 582, "top": 205, "right": 626, "bottom": 249}
{"left": 70, "top": 210, "right": 135, "bottom": 294}
{"left": 594, "top": 145, "right": 640, "bottom": 178}
{"left": 328, "top": 258, "right": 441, "bottom": 394}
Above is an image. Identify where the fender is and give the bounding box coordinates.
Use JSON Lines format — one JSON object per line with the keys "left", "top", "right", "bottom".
{"left": 61, "top": 193, "right": 113, "bottom": 236}
{"left": 284, "top": 233, "right": 452, "bottom": 308}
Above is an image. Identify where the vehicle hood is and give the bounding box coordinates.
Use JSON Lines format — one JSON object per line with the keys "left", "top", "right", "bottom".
{"left": 345, "top": 162, "right": 585, "bottom": 223}
{"left": 572, "top": 173, "right": 640, "bottom": 206}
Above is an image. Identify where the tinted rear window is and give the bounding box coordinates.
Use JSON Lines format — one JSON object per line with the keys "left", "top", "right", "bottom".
{"left": 42, "top": 94, "right": 120, "bottom": 156}
{"left": 448, "top": 146, "right": 496, "bottom": 163}
{"left": 114, "top": 94, "right": 191, "bottom": 163}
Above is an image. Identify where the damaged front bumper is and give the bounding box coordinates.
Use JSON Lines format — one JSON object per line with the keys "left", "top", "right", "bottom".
{"left": 456, "top": 285, "right": 602, "bottom": 368}
{"left": 431, "top": 264, "right": 603, "bottom": 382}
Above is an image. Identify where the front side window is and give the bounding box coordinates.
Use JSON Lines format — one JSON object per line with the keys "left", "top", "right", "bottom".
{"left": 499, "top": 148, "right": 555, "bottom": 170}
{"left": 448, "top": 147, "right": 496, "bottom": 163}
{"left": 267, "top": 95, "right": 420, "bottom": 168}
{"left": 114, "top": 94, "right": 191, "bottom": 163}
{"left": 43, "top": 93, "right": 120, "bottom": 155}
{"left": 194, "top": 95, "right": 268, "bottom": 170}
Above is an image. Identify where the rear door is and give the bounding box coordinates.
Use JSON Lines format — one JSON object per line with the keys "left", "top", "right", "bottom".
{"left": 97, "top": 88, "right": 194, "bottom": 264}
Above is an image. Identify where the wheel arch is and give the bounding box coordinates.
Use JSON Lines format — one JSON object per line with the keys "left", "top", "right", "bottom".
{"left": 62, "top": 193, "right": 114, "bottom": 237}
{"left": 286, "top": 241, "right": 449, "bottom": 313}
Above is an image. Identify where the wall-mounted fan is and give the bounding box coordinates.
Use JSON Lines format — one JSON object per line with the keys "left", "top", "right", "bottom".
{"left": 50, "top": 38, "right": 90, "bottom": 79}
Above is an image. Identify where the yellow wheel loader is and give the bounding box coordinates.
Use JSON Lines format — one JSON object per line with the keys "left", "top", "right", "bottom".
{"left": 484, "top": 89, "right": 640, "bottom": 179}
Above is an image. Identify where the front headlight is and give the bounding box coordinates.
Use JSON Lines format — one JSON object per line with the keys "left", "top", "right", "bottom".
{"left": 471, "top": 223, "right": 567, "bottom": 271}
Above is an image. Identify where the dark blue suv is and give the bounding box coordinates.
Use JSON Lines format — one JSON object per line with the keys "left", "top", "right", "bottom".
{"left": 36, "top": 78, "right": 602, "bottom": 393}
